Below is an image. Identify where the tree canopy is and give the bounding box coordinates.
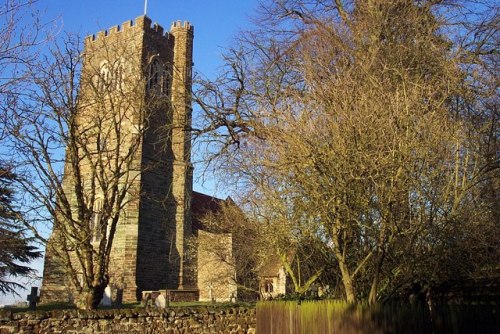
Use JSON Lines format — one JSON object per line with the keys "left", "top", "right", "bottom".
{"left": 195, "top": 0, "right": 499, "bottom": 303}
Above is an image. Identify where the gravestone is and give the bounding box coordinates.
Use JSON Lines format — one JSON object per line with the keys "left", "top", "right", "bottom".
{"left": 141, "top": 291, "right": 152, "bottom": 307}
{"left": 27, "top": 287, "right": 40, "bottom": 311}
{"left": 113, "top": 288, "right": 123, "bottom": 307}
{"left": 155, "top": 294, "right": 166, "bottom": 308}
{"left": 100, "top": 286, "right": 112, "bottom": 306}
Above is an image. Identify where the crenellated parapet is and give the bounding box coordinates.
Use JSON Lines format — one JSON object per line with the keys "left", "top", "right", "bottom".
{"left": 84, "top": 16, "right": 194, "bottom": 45}
{"left": 170, "top": 20, "right": 194, "bottom": 35}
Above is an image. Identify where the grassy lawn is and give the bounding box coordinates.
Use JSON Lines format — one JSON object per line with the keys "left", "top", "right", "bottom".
{"left": 1, "top": 300, "right": 255, "bottom": 313}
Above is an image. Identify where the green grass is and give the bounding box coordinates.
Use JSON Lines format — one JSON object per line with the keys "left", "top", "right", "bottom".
{"left": 166, "top": 300, "right": 255, "bottom": 308}
{"left": 1, "top": 300, "right": 255, "bottom": 313}
{"left": 2, "top": 302, "right": 76, "bottom": 313}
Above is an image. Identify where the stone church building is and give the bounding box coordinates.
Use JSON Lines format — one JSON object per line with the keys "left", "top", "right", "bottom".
{"left": 41, "top": 15, "right": 236, "bottom": 304}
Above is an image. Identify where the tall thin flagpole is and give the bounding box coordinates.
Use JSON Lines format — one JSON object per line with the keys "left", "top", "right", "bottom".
{"left": 144, "top": 0, "right": 148, "bottom": 15}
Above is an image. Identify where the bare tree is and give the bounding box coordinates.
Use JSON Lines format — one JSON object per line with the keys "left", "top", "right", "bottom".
{"left": 194, "top": 0, "right": 499, "bottom": 304}
{"left": 0, "top": 0, "right": 56, "bottom": 297}
{"left": 2, "top": 32, "right": 160, "bottom": 309}
{"left": 0, "top": 0, "right": 56, "bottom": 118}
{"left": 0, "top": 0, "right": 47, "bottom": 89}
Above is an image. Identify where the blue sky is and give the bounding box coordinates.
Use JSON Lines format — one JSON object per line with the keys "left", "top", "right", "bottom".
{"left": 1, "top": 0, "right": 261, "bottom": 306}
{"left": 41, "top": 0, "right": 260, "bottom": 78}
{"left": 34, "top": 0, "right": 261, "bottom": 197}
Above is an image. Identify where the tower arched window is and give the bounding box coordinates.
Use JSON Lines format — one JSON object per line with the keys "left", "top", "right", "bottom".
{"left": 96, "top": 60, "right": 126, "bottom": 92}
{"left": 97, "top": 61, "right": 111, "bottom": 92}
{"left": 112, "top": 61, "right": 124, "bottom": 91}
{"left": 147, "top": 57, "right": 169, "bottom": 95}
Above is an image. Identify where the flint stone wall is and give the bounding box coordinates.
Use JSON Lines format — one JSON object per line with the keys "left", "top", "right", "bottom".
{"left": 0, "top": 306, "right": 256, "bottom": 334}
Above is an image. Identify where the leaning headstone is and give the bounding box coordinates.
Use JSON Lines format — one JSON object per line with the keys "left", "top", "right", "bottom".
{"left": 27, "top": 287, "right": 40, "bottom": 311}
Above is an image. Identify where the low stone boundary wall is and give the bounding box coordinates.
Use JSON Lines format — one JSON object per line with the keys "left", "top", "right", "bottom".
{"left": 0, "top": 306, "right": 256, "bottom": 334}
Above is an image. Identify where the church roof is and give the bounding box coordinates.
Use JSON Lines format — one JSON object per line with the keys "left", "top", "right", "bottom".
{"left": 258, "top": 250, "right": 296, "bottom": 278}
{"left": 258, "top": 257, "right": 284, "bottom": 278}
{"left": 191, "top": 191, "right": 227, "bottom": 232}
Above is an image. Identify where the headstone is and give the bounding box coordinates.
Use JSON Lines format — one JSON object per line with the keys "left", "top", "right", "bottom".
{"left": 27, "top": 287, "right": 40, "bottom": 311}
{"left": 113, "top": 288, "right": 123, "bottom": 307}
{"left": 100, "top": 286, "right": 112, "bottom": 306}
{"left": 155, "top": 294, "right": 166, "bottom": 308}
{"left": 208, "top": 284, "right": 215, "bottom": 303}
{"left": 141, "top": 291, "right": 151, "bottom": 307}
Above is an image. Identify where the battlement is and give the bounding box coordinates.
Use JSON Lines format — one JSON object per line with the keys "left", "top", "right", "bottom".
{"left": 170, "top": 20, "right": 194, "bottom": 35}
{"left": 85, "top": 16, "right": 194, "bottom": 44}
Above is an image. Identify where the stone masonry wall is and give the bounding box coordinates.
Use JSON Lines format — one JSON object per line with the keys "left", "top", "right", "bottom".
{"left": 0, "top": 306, "right": 256, "bottom": 334}
{"left": 135, "top": 16, "right": 176, "bottom": 296}
{"left": 197, "top": 231, "right": 237, "bottom": 302}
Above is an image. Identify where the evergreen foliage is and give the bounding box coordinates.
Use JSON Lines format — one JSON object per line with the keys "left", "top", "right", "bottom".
{"left": 0, "top": 163, "right": 41, "bottom": 294}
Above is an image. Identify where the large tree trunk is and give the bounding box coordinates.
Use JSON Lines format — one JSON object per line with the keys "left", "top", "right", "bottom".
{"left": 332, "top": 223, "right": 356, "bottom": 303}
{"left": 339, "top": 260, "right": 356, "bottom": 303}
{"left": 368, "top": 250, "right": 385, "bottom": 305}
{"left": 368, "top": 272, "right": 379, "bottom": 305}
{"left": 75, "top": 279, "right": 108, "bottom": 310}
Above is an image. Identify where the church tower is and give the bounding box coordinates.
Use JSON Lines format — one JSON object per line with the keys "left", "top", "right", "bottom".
{"left": 41, "top": 16, "right": 194, "bottom": 303}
